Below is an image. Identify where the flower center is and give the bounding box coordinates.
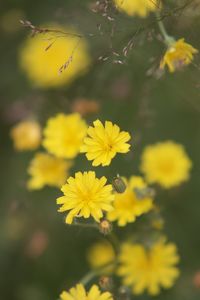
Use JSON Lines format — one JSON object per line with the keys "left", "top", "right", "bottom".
{"left": 159, "top": 161, "right": 175, "bottom": 174}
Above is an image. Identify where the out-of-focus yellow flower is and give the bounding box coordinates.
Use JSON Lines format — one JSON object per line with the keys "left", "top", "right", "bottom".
{"left": 114, "top": 0, "right": 159, "bottom": 17}
{"left": 10, "top": 120, "right": 41, "bottom": 151}
{"left": 60, "top": 284, "right": 113, "bottom": 300}
{"left": 19, "top": 25, "right": 90, "bottom": 88}
{"left": 71, "top": 98, "right": 100, "bottom": 116}
{"left": 87, "top": 241, "right": 115, "bottom": 273}
{"left": 117, "top": 238, "right": 180, "bottom": 295}
{"left": 43, "top": 113, "right": 87, "bottom": 159}
{"left": 27, "top": 152, "right": 71, "bottom": 190}
{"left": 160, "top": 38, "right": 198, "bottom": 72}
{"left": 107, "top": 176, "right": 153, "bottom": 226}
{"left": 140, "top": 141, "right": 192, "bottom": 189}
{"left": 57, "top": 171, "right": 114, "bottom": 224}
{"left": 81, "top": 120, "right": 131, "bottom": 166}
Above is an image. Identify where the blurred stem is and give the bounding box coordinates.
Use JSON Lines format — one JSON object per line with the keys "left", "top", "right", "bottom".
{"left": 80, "top": 262, "right": 116, "bottom": 286}
{"left": 80, "top": 269, "right": 97, "bottom": 286}
{"left": 107, "top": 232, "right": 120, "bottom": 254}
{"left": 155, "top": 11, "right": 175, "bottom": 46}
{"left": 72, "top": 220, "right": 99, "bottom": 230}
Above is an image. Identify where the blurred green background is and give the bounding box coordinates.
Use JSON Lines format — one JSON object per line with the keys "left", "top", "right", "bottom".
{"left": 1, "top": 0, "right": 200, "bottom": 299}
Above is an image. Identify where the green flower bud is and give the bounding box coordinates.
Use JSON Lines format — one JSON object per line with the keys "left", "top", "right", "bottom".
{"left": 112, "top": 175, "right": 126, "bottom": 193}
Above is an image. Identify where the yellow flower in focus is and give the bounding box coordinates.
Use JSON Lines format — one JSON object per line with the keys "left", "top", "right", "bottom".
{"left": 57, "top": 171, "right": 114, "bottom": 224}
{"left": 60, "top": 284, "right": 113, "bottom": 300}
{"left": 81, "top": 120, "right": 131, "bottom": 166}
{"left": 19, "top": 25, "right": 90, "bottom": 88}
{"left": 10, "top": 120, "right": 41, "bottom": 151}
{"left": 87, "top": 241, "right": 115, "bottom": 273}
{"left": 107, "top": 176, "right": 153, "bottom": 226}
{"left": 117, "top": 238, "right": 180, "bottom": 295}
{"left": 160, "top": 38, "right": 198, "bottom": 72}
{"left": 27, "top": 152, "right": 71, "bottom": 190}
{"left": 43, "top": 113, "right": 87, "bottom": 159}
{"left": 140, "top": 141, "right": 192, "bottom": 189}
{"left": 114, "top": 0, "right": 159, "bottom": 17}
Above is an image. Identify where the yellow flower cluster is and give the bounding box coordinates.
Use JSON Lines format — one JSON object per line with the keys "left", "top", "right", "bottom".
{"left": 10, "top": 120, "right": 41, "bottom": 151}
{"left": 114, "top": 0, "right": 159, "bottom": 17}
{"left": 140, "top": 141, "right": 192, "bottom": 188}
{"left": 118, "top": 238, "right": 180, "bottom": 295}
{"left": 60, "top": 284, "right": 113, "bottom": 300}
{"left": 19, "top": 24, "right": 90, "bottom": 88}
{"left": 107, "top": 176, "right": 153, "bottom": 226}
{"left": 161, "top": 38, "right": 198, "bottom": 72}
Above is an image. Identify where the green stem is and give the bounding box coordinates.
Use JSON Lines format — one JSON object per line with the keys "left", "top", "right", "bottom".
{"left": 107, "top": 232, "right": 120, "bottom": 254}
{"left": 72, "top": 220, "right": 99, "bottom": 230}
{"left": 79, "top": 262, "right": 116, "bottom": 286}
{"left": 80, "top": 269, "right": 97, "bottom": 286}
{"left": 155, "top": 11, "right": 175, "bottom": 46}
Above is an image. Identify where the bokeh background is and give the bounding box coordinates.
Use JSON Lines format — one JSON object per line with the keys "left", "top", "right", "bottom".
{"left": 1, "top": 0, "right": 200, "bottom": 299}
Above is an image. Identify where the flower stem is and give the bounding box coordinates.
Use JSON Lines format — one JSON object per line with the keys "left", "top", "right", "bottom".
{"left": 155, "top": 11, "right": 175, "bottom": 46}
{"left": 80, "top": 269, "right": 97, "bottom": 286}
{"left": 107, "top": 232, "right": 120, "bottom": 254}
{"left": 79, "top": 262, "right": 116, "bottom": 286}
{"left": 72, "top": 220, "right": 99, "bottom": 230}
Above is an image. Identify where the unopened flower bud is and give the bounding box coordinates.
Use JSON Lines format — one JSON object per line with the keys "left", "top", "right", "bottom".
{"left": 112, "top": 175, "right": 126, "bottom": 193}
{"left": 99, "top": 276, "right": 113, "bottom": 291}
{"left": 99, "top": 219, "right": 112, "bottom": 235}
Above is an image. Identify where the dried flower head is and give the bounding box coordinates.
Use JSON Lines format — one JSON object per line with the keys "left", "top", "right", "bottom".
{"left": 99, "top": 219, "right": 113, "bottom": 235}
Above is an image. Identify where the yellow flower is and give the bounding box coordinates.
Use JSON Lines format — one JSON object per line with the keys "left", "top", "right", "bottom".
{"left": 114, "top": 0, "right": 159, "bottom": 17}
{"left": 10, "top": 120, "right": 41, "bottom": 151}
{"left": 160, "top": 38, "right": 198, "bottom": 72}
{"left": 27, "top": 152, "right": 71, "bottom": 190}
{"left": 60, "top": 284, "right": 113, "bottom": 300}
{"left": 117, "top": 238, "right": 180, "bottom": 295}
{"left": 87, "top": 241, "right": 115, "bottom": 273}
{"left": 140, "top": 141, "right": 192, "bottom": 189}
{"left": 107, "top": 176, "right": 153, "bottom": 226}
{"left": 57, "top": 171, "right": 114, "bottom": 224}
{"left": 43, "top": 113, "right": 87, "bottom": 159}
{"left": 81, "top": 120, "right": 131, "bottom": 166}
{"left": 19, "top": 25, "right": 90, "bottom": 88}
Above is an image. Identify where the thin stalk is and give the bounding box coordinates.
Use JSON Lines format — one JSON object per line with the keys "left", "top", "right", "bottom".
{"left": 79, "top": 262, "right": 117, "bottom": 286}
{"left": 155, "top": 11, "right": 175, "bottom": 46}
{"left": 72, "top": 220, "right": 99, "bottom": 230}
